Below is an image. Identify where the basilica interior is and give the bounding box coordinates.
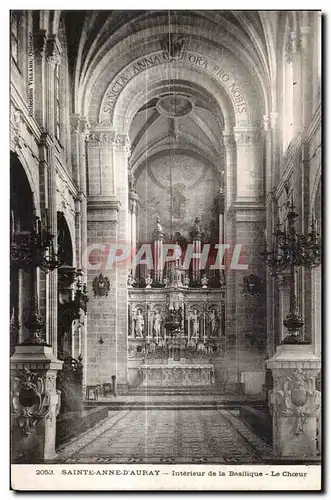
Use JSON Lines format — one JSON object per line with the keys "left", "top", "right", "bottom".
{"left": 10, "top": 10, "right": 322, "bottom": 467}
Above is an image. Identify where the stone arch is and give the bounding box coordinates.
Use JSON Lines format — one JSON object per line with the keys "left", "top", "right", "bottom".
{"left": 80, "top": 20, "right": 268, "bottom": 123}
{"left": 104, "top": 61, "right": 240, "bottom": 134}
{"left": 10, "top": 148, "right": 40, "bottom": 217}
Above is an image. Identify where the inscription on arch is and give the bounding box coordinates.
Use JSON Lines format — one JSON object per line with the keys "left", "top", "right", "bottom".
{"left": 101, "top": 51, "right": 249, "bottom": 121}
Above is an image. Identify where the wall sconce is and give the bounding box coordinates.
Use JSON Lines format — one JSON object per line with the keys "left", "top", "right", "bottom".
{"left": 98, "top": 336, "right": 104, "bottom": 345}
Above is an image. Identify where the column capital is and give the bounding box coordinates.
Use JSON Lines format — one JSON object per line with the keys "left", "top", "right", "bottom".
{"left": 33, "top": 29, "right": 47, "bottom": 57}
{"left": 222, "top": 132, "right": 236, "bottom": 150}
{"left": 262, "top": 112, "right": 279, "bottom": 132}
{"left": 46, "top": 35, "right": 62, "bottom": 66}
{"left": 233, "top": 128, "right": 264, "bottom": 147}
{"left": 285, "top": 31, "right": 299, "bottom": 64}
{"left": 300, "top": 26, "right": 311, "bottom": 53}
{"left": 87, "top": 125, "right": 131, "bottom": 155}
{"left": 70, "top": 114, "right": 90, "bottom": 137}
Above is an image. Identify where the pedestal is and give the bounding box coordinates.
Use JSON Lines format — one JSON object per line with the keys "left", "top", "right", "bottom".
{"left": 11, "top": 345, "right": 63, "bottom": 462}
{"left": 267, "top": 344, "right": 321, "bottom": 461}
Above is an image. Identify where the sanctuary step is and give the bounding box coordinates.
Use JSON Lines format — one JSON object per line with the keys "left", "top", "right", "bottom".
{"left": 84, "top": 394, "right": 266, "bottom": 411}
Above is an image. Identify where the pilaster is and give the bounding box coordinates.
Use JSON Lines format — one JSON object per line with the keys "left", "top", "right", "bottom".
{"left": 86, "top": 125, "right": 130, "bottom": 390}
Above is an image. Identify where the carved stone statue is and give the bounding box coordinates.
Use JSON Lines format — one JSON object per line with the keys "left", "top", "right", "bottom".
{"left": 190, "top": 309, "right": 200, "bottom": 340}
{"left": 153, "top": 310, "right": 162, "bottom": 338}
{"left": 134, "top": 309, "right": 145, "bottom": 338}
{"left": 208, "top": 308, "right": 220, "bottom": 337}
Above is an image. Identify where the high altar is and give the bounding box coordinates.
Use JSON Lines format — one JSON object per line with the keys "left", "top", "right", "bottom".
{"left": 127, "top": 217, "right": 225, "bottom": 387}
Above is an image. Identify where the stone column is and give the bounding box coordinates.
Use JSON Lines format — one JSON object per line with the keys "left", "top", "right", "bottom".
{"left": 300, "top": 20, "right": 313, "bottom": 129}
{"left": 11, "top": 345, "right": 63, "bottom": 462}
{"left": 86, "top": 126, "right": 130, "bottom": 392}
{"left": 86, "top": 124, "right": 118, "bottom": 387}
{"left": 267, "top": 344, "right": 321, "bottom": 460}
{"left": 234, "top": 127, "right": 264, "bottom": 202}
{"left": 264, "top": 113, "right": 281, "bottom": 357}
{"left": 113, "top": 134, "right": 131, "bottom": 392}
{"left": 33, "top": 29, "right": 47, "bottom": 128}
{"left": 70, "top": 114, "right": 89, "bottom": 381}
{"left": 222, "top": 133, "right": 237, "bottom": 385}
{"left": 228, "top": 128, "right": 266, "bottom": 389}
{"left": 44, "top": 37, "right": 61, "bottom": 356}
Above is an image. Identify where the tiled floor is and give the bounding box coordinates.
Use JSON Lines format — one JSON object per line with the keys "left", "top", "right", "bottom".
{"left": 58, "top": 409, "right": 271, "bottom": 464}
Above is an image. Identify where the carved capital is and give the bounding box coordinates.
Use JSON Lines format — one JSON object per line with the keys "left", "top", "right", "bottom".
{"left": 113, "top": 134, "right": 131, "bottom": 155}
{"left": 33, "top": 29, "right": 47, "bottom": 57}
{"left": 46, "top": 36, "right": 61, "bottom": 66}
{"left": 300, "top": 26, "right": 311, "bottom": 52}
{"left": 222, "top": 133, "right": 236, "bottom": 151}
{"left": 71, "top": 115, "right": 90, "bottom": 137}
{"left": 234, "top": 129, "right": 264, "bottom": 147}
{"left": 285, "top": 31, "right": 298, "bottom": 64}
{"left": 87, "top": 130, "right": 116, "bottom": 146}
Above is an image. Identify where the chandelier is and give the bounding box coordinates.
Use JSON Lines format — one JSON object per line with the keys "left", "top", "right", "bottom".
{"left": 11, "top": 211, "right": 62, "bottom": 272}
{"left": 262, "top": 199, "right": 321, "bottom": 344}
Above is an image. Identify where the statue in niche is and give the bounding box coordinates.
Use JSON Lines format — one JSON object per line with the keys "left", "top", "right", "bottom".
{"left": 208, "top": 308, "right": 220, "bottom": 337}
{"left": 152, "top": 310, "right": 163, "bottom": 338}
{"left": 134, "top": 308, "right": 145, "bottom": 338}
{"left": 190, "top": 309, "right": 200, "bottom": 341}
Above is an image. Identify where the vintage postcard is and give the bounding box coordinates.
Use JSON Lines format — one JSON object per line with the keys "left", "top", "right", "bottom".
{"left": 10, "top": 8, "right": 322, "bottom": 491}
